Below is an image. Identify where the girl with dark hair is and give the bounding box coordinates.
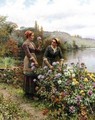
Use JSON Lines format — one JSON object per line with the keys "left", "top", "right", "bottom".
{"left": 43, "top": 38, "right": 64, "bottom": 70}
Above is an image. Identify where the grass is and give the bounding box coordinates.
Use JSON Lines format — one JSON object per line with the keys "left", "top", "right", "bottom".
{"left": 0, "top": 83, "right": 47, "bottom": 120}
{"left": 0, "top": 83, "right": 95, "bottom": 120}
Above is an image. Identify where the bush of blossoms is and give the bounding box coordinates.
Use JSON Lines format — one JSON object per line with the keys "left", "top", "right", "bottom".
{"left": 36, "top": 62, "right": 95, "bottom": 120}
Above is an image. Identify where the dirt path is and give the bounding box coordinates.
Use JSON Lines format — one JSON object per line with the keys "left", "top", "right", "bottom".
{"left": 0, "top": 84, "right": 47, "bottom": 120}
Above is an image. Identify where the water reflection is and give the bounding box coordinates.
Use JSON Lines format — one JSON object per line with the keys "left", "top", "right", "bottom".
{"left": 64, "top": 48, "right": 95, "bottom": 72}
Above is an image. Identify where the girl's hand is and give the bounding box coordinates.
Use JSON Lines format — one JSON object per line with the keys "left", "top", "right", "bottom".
{"left": 35, "top": 62, "right": 39, "bottom": 67}
{"left": 49, "top": 65, "right": 54, "bottom": 70}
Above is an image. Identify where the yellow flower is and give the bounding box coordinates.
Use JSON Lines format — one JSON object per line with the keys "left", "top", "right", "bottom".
{"left": 80, "top": 90, "right": 84, "bottom": 94}
{"left": 90, "top": 73, "right": 94, "bottom": 77}
{"left": 84, "top": 78, "right": 88, "bottom": 82}
{"left": 84, "top": 69, "right": 88, "bottom": 73}
{"left": 87, "top": 73, "right": 90, "bottom": 76}
{"left": 80, "top": 90, "right": 85, "bottom": 96}
{"left": 75, "top": 81, "right": 79, "bottom": 85}
{"left": 72, "top": 78, "right": 77, "bottom": 82}
{"left": 72, "top": 80, "right": 79, "bottom": 85}
{"left": 92, "top": 78, "right": 95, "bottom": 82}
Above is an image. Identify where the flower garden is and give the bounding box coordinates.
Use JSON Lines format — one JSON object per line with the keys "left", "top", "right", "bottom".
{"left": 36, "top": 62, "right": 95, "bottom": 120}
{"left": 1, "top": 62, "right": 95, "bottom": 120}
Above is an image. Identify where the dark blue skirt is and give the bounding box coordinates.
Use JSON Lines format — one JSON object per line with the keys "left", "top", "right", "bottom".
{"left": 23, "top": 73, "right": 38, "bottom": 96}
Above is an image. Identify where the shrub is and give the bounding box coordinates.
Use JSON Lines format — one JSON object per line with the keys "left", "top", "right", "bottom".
{"left": 0, "top": 66, "right": 23, "bottom": 87}
{"left": 36, "top": 62, "right": 95, "bottom": 119}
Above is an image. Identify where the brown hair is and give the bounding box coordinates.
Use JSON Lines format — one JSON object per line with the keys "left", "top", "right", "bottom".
{"left": 25, "top": 30, "right": 34, "bottom": 38}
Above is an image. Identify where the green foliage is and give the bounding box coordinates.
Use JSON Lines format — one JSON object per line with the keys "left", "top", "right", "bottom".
{"left": 0, "top": 16, "right": 17, "bottom": 42}
{"left": 0, "top": 94, "right": 29, "bottom": 120}
{"left": 0, "top": 57, "right": 16, "bottom": 68}
{"left": 5, "top": 39, "right": 19, "bottom": 57}
{"left": 36, "top": 62, "right": 95, "bottom": 119}
{"left": 45, "top": 31, "right": 95, "bottom": 48}
{"left": 1, "top": 61, "right": 95, "bottom": 119}
{"left": 0, "top": 42, "right": 7, "bottom": 57}
{"left": 0, "top": 65, "right": 23, "bottom": 87}
{"left": 72, "top": 40, "right": 78, "bottom": 49}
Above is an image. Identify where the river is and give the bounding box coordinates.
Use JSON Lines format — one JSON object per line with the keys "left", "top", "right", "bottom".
{"left": 37, "top": 48, "right": 95, "bottom": 72}
{"left": 64, "top": 48, "right": 95, "bottom": 72}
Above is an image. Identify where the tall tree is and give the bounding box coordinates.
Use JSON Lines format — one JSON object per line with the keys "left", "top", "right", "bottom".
{"left": 0, "top": 15, "right": 18, "bottom": 42}
{"left": 34, "top": 20, "right": 39, "bottom": 39}
{"left": 0, "top": 16, "right": 8, "bottom": 41}
{"left": 40, "top": 26, "right": 44, "bottom": 38}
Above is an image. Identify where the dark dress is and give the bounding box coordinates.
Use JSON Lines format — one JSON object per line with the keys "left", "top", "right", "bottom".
{"left": 23, "top": 73, "right": 38, "bottom": 97}
{"left": 22, "top": 39, "right": 39, "bottom": 97}
{"left": 44, "top": 45, "right": 63, "bottom": 65}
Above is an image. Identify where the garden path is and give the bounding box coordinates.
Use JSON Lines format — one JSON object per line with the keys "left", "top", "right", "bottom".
{"left": 0, "top": 84, "right": 47, "bottom": 120}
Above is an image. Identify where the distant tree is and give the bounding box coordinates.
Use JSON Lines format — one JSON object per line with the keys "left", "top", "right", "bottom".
{"left": 0, "top": 15, "right": 18, "bottom": 42}
{"left": 34, "top": 21, "right": 38, "bottom": 31}
{"left": 72, "top": 40, "right": 78, "bottom": 49}
{"left": 40, "top": 26, "right": 44, "bottom": 38}
{"left": 0, "top": 16, "right": 8, "bottom": 41}
{"left": 34, "top": 20, "right": 44, "bottom": 46}
{"left": 5, "top": 21, "right": 18, "bottom": 34}
{"left": 34, "top": 20, "right": 39, "bottom": 38}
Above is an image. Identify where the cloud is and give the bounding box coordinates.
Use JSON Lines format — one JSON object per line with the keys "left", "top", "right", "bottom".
{"left": 0, "top": 0, "right": 95, "bottom": 38}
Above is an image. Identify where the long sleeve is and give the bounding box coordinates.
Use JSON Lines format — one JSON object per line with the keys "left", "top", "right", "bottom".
{"left": 44, "top": 46, "right": 49, "bottom": 58}
{"left": 22, "top": 43, "right": 32, "bottom": 59}
{"left": 43, "top": 46, "right": 53, "bottom": 68}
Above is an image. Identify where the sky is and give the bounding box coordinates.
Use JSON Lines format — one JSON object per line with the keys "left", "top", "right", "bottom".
{"left": 0, "top": 0, "right": 95, "bottom": 38}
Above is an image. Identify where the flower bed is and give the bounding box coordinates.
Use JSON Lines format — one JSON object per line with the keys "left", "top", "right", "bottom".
{"left": 0, "top": 66, "right": 23, "bottom": 87}
{"left": 1, "top": 61, "right": 95, "bottom": 119}
{"left": 36, "top": 62, "right": 95, "bottom": 119}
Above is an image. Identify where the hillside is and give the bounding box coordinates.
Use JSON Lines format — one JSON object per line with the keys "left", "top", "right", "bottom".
{"left": 44, "top": 31, "right": 95, "bottom": 48}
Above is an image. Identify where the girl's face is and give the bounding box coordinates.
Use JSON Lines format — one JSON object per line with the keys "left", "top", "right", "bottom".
{"left": 28, "top": 33, "right": 34, "bottom": 41}
{"left": 51, "top": 39, "right": 57, "bottom": 47}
